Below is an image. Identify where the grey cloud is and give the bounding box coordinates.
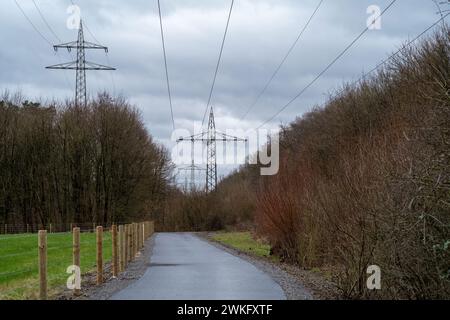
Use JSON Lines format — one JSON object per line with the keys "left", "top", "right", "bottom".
{"left": 1, "top": 0, "right": 445, "bottom": 180}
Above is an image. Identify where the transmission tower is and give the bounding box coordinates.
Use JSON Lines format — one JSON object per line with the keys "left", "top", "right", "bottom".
{"left": 178, "top": 160, "right": 206, "bottom": 192}
{"left": 177, "top": 107, "right": 247, "bottom": 193}
{"left": 206, "top": 107, "right": 217, "bottom": 192}
{"left": 46, "top": 20, "right": 115, "bottom": 107}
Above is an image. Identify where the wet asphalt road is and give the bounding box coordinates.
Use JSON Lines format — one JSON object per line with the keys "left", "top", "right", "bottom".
{"left": 110, "top": 232, "right": 286, "bottom": 300}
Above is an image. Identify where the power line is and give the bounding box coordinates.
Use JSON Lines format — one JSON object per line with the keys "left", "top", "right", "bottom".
{"left": 14, "top": 0, "right": 73, "bottom": 88}
{"left": 241, "top": 0, "right": 325, "bottom": 121}
{"left": 32, "top": 0, "right": 61, "bottom": 42}
{"left": 83, "top": 23, "right": 118, "bottom": 99}
{"left": 30, "top": 0, "right": 73, "bottom": 88}
{"left": 106, "top": 53, "right": 117, "bottom": 96}
{"left": 256, "top": 0, "right": 398, "bottom": 129}
{"left": 67, "top": 1, "right": 102, "bottom": 46}
{"left": 201, "top": 0, "right": 235, "bottom": 127}
{"left": 157, "top": 0, "right": 176, "bottom": 130}
{"left": 84, "top": 22, "right": 102, "bottom": 44}
{"left": 14, "top": 0, "right": 53, "bottom": 47}
{"left": 339, "top": 12, "right": 449, "bottom": 96}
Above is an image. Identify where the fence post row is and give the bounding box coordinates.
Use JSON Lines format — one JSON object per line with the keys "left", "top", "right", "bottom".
{"left": 36, "top": 221, "right": 154, "bottom": 298}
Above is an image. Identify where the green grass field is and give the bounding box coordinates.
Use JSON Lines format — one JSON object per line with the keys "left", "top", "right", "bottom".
{"left": 212, "top": 231, "right": 277, "bottom": 261}
{"left": 0, "top": 231, "right": 112, "bottom": 300}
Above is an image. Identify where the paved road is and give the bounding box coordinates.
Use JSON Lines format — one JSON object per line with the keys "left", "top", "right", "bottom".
{"left": 110, "top": 233, "right": 286, "bottom": 300}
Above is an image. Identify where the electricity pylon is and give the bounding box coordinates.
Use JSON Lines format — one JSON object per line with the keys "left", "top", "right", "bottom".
{"left": 46, "top": 20, "right": 115, "bottom": 107}
{"left": 206, "top": 107, "right": 217, "bottom": 192}
{"left": 178, "top": 160, "right": 206, "bottom": 192}
{"left": 177, "top": 107, "right": 247, "bottom": 193}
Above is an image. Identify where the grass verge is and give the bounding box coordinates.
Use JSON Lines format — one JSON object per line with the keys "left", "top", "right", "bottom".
{"left": 211, "top": 231, "right": 277, "bottom": 261}
{"left": 0, "top": 231, "right": 112, "bottom": 300}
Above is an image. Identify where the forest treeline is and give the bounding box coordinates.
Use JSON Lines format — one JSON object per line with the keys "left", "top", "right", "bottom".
{"left": 167, "top": 28, "right": 450, "bottom": 299}
{"left": 0, "top": 93, "right": 173, "bottom": 231}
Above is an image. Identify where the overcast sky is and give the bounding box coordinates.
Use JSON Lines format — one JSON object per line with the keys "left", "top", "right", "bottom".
{"left": 1, "top": 0, "right": 447, "bottom": 184}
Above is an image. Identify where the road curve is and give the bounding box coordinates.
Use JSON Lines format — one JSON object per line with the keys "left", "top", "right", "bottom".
{"left": 110, "top": 232, "right": 286, "bottom": 300}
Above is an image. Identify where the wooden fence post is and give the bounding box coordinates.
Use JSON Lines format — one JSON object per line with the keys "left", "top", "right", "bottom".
{"left": 49, "top": 223, "right": 52, "bottom": 234}
{"left": 144, "top": 222, "right": 147, "bottom": 240}
{"left": 131, "top": 223, "right": 135, "bottom": 259}
{"left": 138, "top": 223, "right": 141, "bottom": 251}
{"left": 138, "top": 223, "right": 142, "bottom": 249}
{"left": 125, "top": 224, "right": 129, "bottom": 262}
{"left": 135, "top": 223, "right": 139, "bottom": 254}
{"left": 38, "top": 230, "right": 47, "bottom": 300}
{"left": 127, "top": 224, "right": 132, "bottom": 262}
{"left": 96, "top": 226, "right": 103, "bottom": 285}
{"left": 132, "top": 223, "right": 135, "bottom": 257}
{"left": 124, "top": 224, "right": 129, "bottom": 265}
{"left": 118, "top": 225, "right": 124, "bottom": 272}
{"left": 73, "top": 227, "right": 81, "bottom": 296}
{"left": 142, "top": 222, "right": 145, "bottom": 246}
{"left": 137, "top": 223, "right": 140, "bottom": 250}
{"left": 130, "top": 223, "right": 133, "bottom": 258}
{"left": 134, "top": 223, "right": 138, "bottom": 255}
{"left": 4, "top": 224, "right": 7, "bottom": 234}
{"left": 112, "top": 225, "right": 118, "bottom": 277}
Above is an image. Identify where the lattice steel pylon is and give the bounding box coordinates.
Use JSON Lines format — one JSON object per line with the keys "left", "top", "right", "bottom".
{"left": 178, "top": 160, "right": 206, "bottom": 192}
{"left": 206, "top": 107, "right": 217, "bottom": 192}
{"left": 46, "top": 20, "right": 115, "bottom": 107}
{"left": 177, "top": 106, "right": 247, "bottom": 193}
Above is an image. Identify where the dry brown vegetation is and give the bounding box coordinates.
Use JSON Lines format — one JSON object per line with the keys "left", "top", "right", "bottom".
{"left": 169, "top": 28, "right": 450, "bottom": 299}
{"left": 0, "top": 93, "right": 173, "bottom": 231}
{"left": 259, "top": 28, "right": 450, "bottom": 298}
{"left": 159, "top": 166, "right": 259, "bottom": 232}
